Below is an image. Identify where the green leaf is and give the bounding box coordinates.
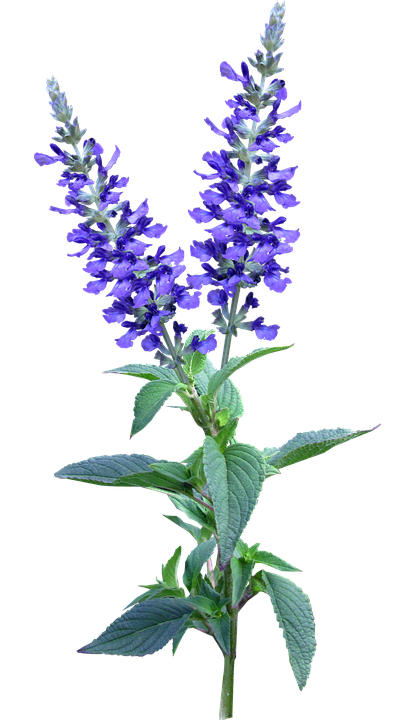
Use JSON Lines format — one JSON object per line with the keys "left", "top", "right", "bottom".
{"left": 264, "top": 463, "right": 281, "bottom": 477}
{"left": 215, "top": 418, "right": 239, "bottom": 451}
{"left": 183, "top": 350, "right": 207, "bottom": 377}
{"left": 209, "top": 614, "right": 230, "bottom": 655}
{"left": 203, "top": 439, "right": 265, "bottom": 568}
{"left": 104, "top": 363, "right": 177, "bottom": 382}
{"left": 270, "top": 425, "right": 380, "bottom": 470}
{"left": 184, "top": 595, "right": 219, "bottom": 615}
{"left": 234, "top": 540, "right": 261, "bottom": 561}
{"left": 77, "top": 597, "right": 193, "bottom": 657}
{"left": 207, "top": 346, "right": 293, "bottom": 396}
{"left": 254, "top": 551, "right": 301, "bottom": 572}
{"left": 169, "top": 495, "right": 216, "bottom": 533}
{"left": 55, "top": 453, "right": 161, "bottom": 487}
{"left": 171, "top": 618, "right": 193, "bottom": 657}
{"left": 124, "top": 586, "right": 185, "bottom": 610}
{"left": 261, "top": 571, "right": 316, "bottom": 690}
{"left": 195, "top": 358, "right": 244, "bottom": 420}
{"left": 199, "top": 578, "right": 222, "bottom": 606}
{"left": 130, "top": 380, "right": 180, "bottom": 437}
{"left": 149, "top": 461, "right": 189, "bottom": 484}
{"left": 263, "top": 447, "right": 279, "bottom": 458}
{"left": 216, "top": 407, "right": 230, "bottom": 427}
{"left": 182, "top": 447, "right": 203, "bottom": 465}
{"left": 230, "top": 556, "right": 254, "bottom": 607}
{"left": 183, "top": 538, "right": 216, "bottom": 591}
{"left": 161, "top": 545, "right": 183, "bottom": 588}
{"left": 235, "top": 539, "right": 249, "bottom": 558}
{"left": 161, "top": 513, "right": 202, "bottom": 543}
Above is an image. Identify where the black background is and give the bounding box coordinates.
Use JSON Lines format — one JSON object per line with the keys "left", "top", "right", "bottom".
{"left": 23, "top": 3, "right": 385, "bottom": 718}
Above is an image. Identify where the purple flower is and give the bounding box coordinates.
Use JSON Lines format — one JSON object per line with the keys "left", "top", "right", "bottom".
{"left": 38, "top": 7, "right": 301, "bottom": 363}
{"left": 35, "top": 78, "right": 205, "bottom": 353}
{"left": 185, "top": 9, "right": 303, "bottom": 342}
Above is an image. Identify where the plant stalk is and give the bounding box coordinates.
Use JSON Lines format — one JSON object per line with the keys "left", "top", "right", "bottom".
{"left": 221, "top": 286, "right": 241, "bottom": 369}
{"left": 219, "top": 564, "right": 238, "bottom": 719}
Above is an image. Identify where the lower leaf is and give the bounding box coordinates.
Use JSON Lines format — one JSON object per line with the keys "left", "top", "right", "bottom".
{"left": 77, "top": 597, "right": 193, "bottom": 657}
{"left": 261, "top": 571, "right": 316, "bottom": 690}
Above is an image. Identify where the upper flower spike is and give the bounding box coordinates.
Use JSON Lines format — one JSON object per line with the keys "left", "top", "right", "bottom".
{"left": 188, "top": 2, "right": 300, "bottom": 344}
{"left": 35, "top": 78, "right": 202, "bottom": 354}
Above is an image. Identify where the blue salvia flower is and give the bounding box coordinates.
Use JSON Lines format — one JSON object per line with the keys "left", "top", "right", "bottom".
{"left": 35, "top": 78, "right": 203, "bottom": 355}
{"left": 187, "top": 1, "right": 300, "bottom": 342}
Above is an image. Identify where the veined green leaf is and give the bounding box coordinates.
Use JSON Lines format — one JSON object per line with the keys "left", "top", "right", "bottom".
{"left": 209, "top": 614, "right": 230, "bottom": 655}
{"left": 104, "top": 363, "right": 177, "bottom": 382}
{"left": 270, "top": 425, "right": 380, "bottom": 469}
{"left": 207, "top": 346, "right": 293, "bottom": 396}
{"left": 182, "top": 447, "right": 203, "bottom": 465}
{"left": 203, "top": 439, "right": 265, "bottom": 568}
{"left": 261, "top": 571, "right": 316, "bottom": 690}
{"left": 163, "top": 515, "right": 202, "bottom": 543}
{"left": 161, "top": 545, "right": 183, "bottom": 588}
{"left": 77, "top": 597, "right": 193, "bottom": 656}
{"left": 183, "top": 538, "right": 216, "bottom": 591}
{"left": 171, "top": 618, "right": 194, "bottom": 657}
{"left": 183, "top": 350, "right": 207, "bottom": 377}
{"left": 183, "top": 595, "right": 219, "bottom": 615}
{"left": 254, "top": 551, "right": 301, "bottom": 572}
{"left": 55, "top": 453, "right": 160, "bottom": 487}
{"left": 195, "top": 358, "right": 244, "bottom": 420}
{"left": 130, "top": 380, "right": 180, "bottom": 437}
{"left": 231, "top": 556, "right": 254, "bottom": 607}
{"left": 169, "top": 495, "right": 216, "bottom": 533}
{"left": 149, "top": 461, "right": 189, "bottom": 484}
{"left": 124, "top": 586, "right": 185, "bottom": 610}
{"left": 215, "top": 418, "right": 239, "bottom": 451}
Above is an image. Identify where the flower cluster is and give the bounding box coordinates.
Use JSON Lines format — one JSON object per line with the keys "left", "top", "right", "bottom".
{"left": 32, "top": 75, "right": 217, "bottom": 367}
{"left": 32, "top": 0, "right": 302, "bottom": 368}
{"left": 187, "top": 1, "right": 300, "bottom": 342}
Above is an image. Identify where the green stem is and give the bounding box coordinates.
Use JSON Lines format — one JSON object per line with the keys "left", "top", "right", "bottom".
{"left": 221, "top": 285, "right": 241, "bottom": 369}
{"left": 160, "top": 325, "right": 189, "bottom": 384}
{"left": 219, "top": 564, "right": 238, "bottom": 719}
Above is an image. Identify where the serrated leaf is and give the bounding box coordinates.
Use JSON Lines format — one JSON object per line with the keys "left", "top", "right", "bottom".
{"left": 199, "top": 578, "right": 222, "bottom": 606}
{"left": 207, "top": 346, "right": 292, "bottom": 396}
{"left": 169, "top": 495, "right": 216, "bottom": 533}
{"left": 122, "top": 583, "right": 186, "bottom": 612}
{"left": 230, "top": 556, "right": 254, "bottom": 607}
{"left": 209, "top": 614, "right": 230, "bottom": 655}
{"left": 124, "top": 588, "right": 160, "bottom": 609}
{"left": 270, "top": 426, "right": 380, "bottom": 469}
{"left": 149, "top": 461, "right": 189, "bottom": 484}
{"left": 184, "top": 595, "right": 219, "bottom": 615}
{"left": 182, "top": 447, "right": 203, "bottom": 465}
{"left": 215, "top": 418, "right": 239, "bottom": 451}
{"left": 161, "top": 513, "right": 205, "bottom": 543}
{"left": 104, "top": 363, "right": 178, "bottom": 382}
{"left": 254, "top": 551, "right": 301, "bottom": 572}
{"left": 55, "top": 453, "right": 161, "bottom": 487}
{"left": 183, "top": 538, "right": 216, "bottom": 591}
{"left": 77, "top": 597, "right": 193, "bottom": 656}
{"left": 172, "top": 623, "right": 189, "bottom": 655}
{"left": 195, "top": 358, "right": 244, "bottom": 420}
{"left": 261, "top": 571, "right": 316, "bottom": 690}
{"left": 183, "top": 350, "right": 207, "bottom": 377}
{"left": 130, "top": 380, "right": 180, "bottom": 437}
{"left": 203, "top": 439, "right": 265, "bottom": 568}
{"left": 161, "top": 545, "right": 183, "bottom": 588}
